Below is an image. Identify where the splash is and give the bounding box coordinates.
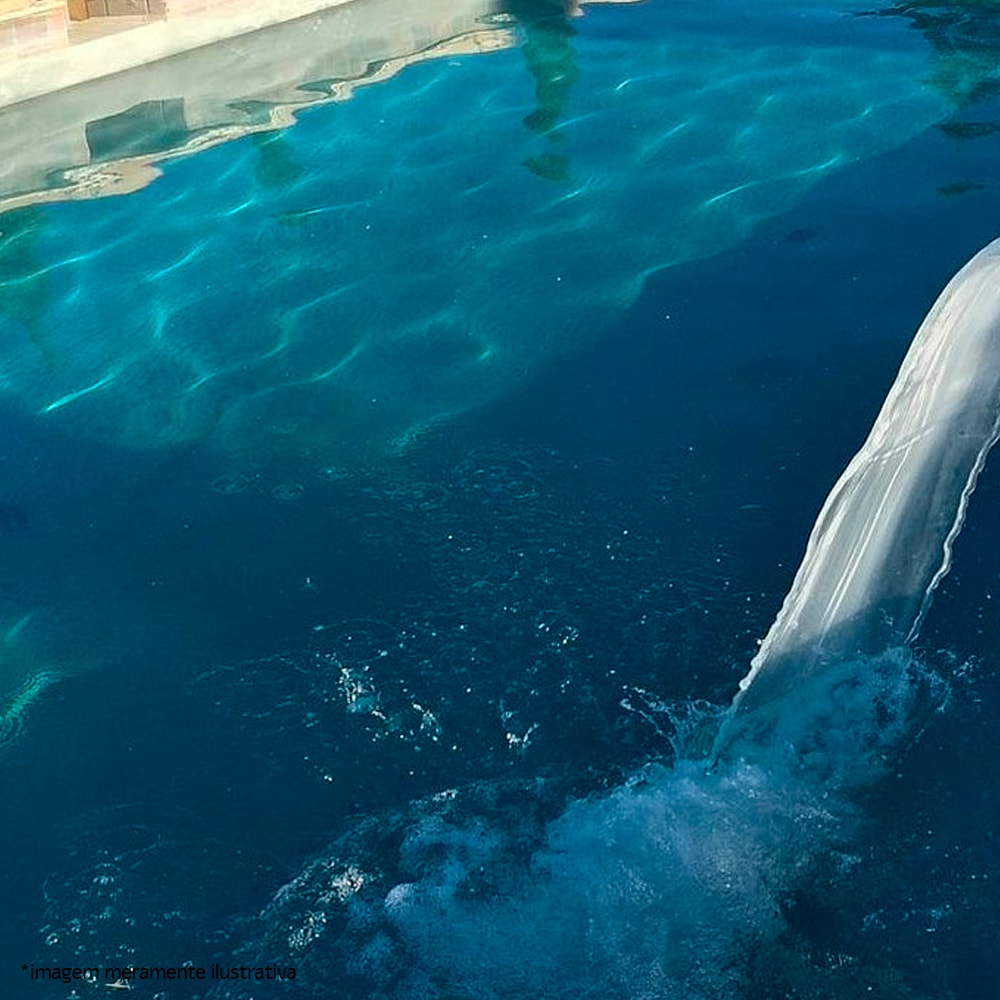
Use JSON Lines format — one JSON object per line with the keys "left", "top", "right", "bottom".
{"left": 228, "top": 648, "right": 933, "bottom": 1000}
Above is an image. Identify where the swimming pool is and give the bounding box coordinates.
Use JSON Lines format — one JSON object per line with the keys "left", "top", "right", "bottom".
{"left": 2, "top": 0, "right": 1000, "bottom": 996}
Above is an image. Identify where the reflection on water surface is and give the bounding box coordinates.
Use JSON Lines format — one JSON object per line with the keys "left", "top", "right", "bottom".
{"left": 0, "top": 0, "right": 956, "bottom": 466}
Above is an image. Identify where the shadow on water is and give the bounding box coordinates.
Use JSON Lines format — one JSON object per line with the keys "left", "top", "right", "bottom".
{"left": 872, "top": 0, "right": 1000, "bottom": 106}
{"left": 506, "top": 0, "right": 580, "bottom": 181}
{"left": 252, "top": 131, "right": 305, "bottom": 190}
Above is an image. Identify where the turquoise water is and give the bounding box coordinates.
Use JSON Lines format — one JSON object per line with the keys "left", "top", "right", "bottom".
{"left": 2, "top": 0, "right": 1000, "bottom": 996}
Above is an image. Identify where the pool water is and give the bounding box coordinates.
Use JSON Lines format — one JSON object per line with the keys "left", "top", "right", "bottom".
{"left": 2, "top": 0, "right": 1000, "bottom": 997}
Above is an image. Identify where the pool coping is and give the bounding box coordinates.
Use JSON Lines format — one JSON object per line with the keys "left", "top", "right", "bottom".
{"left": 0, "top": 0, "right": 644, "bottom": 111}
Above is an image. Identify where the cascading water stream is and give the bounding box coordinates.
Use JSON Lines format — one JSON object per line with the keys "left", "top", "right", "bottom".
{"left": 715, "top": 235, "right": 1000, "bottom": 756}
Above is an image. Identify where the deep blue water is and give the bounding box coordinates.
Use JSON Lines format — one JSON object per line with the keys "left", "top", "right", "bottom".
{"left": 2, "top": 0, "right": 1000, "bottom": 997}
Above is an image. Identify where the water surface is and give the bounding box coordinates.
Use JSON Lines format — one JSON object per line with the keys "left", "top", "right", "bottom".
{"left": 2, "top": 0, "right": 1000, "bottom": 997}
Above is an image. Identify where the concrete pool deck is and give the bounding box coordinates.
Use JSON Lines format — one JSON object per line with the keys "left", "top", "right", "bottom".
{"left": 0, "top": 0, "right": 639, "bottom": 110}
{"left": 0, "top": 0, "right": 367, "bottom": 108}
{"left": 0, "top": 0, "right": 514, "bottom": 210}
{"left": 0, "top": 0, "right": 641, "bottom": 214}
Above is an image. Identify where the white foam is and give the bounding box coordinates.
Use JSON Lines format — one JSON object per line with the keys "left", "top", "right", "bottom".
{"left": 337, "top": 650, "right": 934, "bottom": 999}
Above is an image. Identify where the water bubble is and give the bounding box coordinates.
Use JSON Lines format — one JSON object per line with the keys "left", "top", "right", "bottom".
{"left": 317, "top": 465, "right": 351, "bottom": 482}
{"left": 210, "top": 473, "right": 249, "bottom": 495}
{"left": 272, "top": 481, "right": 305, "bottom": 501}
